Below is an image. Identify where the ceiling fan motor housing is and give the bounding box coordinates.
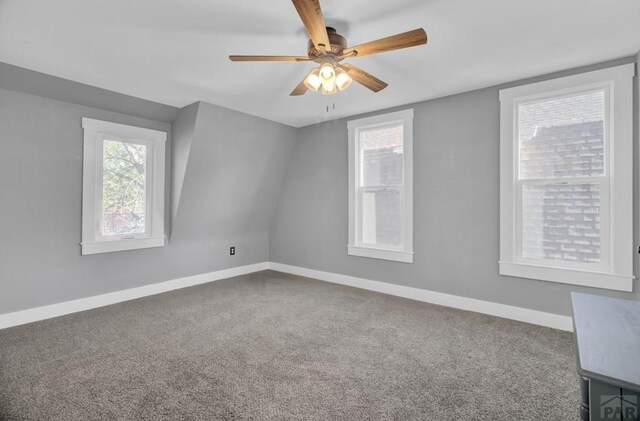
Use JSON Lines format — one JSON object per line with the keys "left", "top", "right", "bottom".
{"left": 307, "top": 27, "right": 347, "bottom": 60}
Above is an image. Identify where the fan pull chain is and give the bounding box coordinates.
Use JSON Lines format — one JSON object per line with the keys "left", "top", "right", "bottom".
{"left": 325, "top": 99, "right": 336, "bottom": 113}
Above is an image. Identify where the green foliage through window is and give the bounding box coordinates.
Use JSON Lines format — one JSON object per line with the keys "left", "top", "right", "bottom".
{"left": 102, "top": 140, "right": 147, "bottom": 235}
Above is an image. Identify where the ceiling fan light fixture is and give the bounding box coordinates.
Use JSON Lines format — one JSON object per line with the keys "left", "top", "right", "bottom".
{"left": 304, "top": 68, "right": 322, "bottom": 92}
{"left": 320, "top": 63, "right": 334, "bottom": 81}
{"left": 321, "top": 81, "right": 337, "bottom": 95}
{"left": 319, "top": 57, "right": 335, "bottom": 82}
{"left": 334, "top": 67, "right": 352, "bottom": 91}
{"left": 320, "top": 75, "right": 336, "bottom": 93}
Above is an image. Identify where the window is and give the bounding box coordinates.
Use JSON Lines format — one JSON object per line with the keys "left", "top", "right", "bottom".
{"left": 348, "top": 109, "right": 413, "bottom": 263}
{"left": 499, "top": 64, "right": 634, "bottom": 291}
{"left": 81, "top": 118, "right": 166, "bottom": 255}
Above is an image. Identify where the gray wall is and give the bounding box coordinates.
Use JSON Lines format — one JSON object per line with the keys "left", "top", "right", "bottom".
{"left": 0, "top": 55, "right": 637, "bottom": 318}
{"left": 269, "top": 56, "right": 640, "bottom": 317}
{"left": 0, "top": 68, "right": 296, "bottom": 314}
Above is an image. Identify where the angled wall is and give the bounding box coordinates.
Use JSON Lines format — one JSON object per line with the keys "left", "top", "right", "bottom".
{"left": 168, "top": 100, "right": 297, "bottom": 272}
{"left": 0, "top": 64, "right": 296, "bottom": 314}
{"left": 170, "top": 102, "right": 199, "bottom": 230}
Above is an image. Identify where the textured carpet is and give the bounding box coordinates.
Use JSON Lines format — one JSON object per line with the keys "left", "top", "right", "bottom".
{"left": 0, "top": 270, "right": 578, "bottom": 420}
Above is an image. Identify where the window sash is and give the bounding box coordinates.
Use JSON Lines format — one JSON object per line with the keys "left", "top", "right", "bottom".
{"left": 513, "top": 85, "right": 611, "bottom": 271}
{"left": 515, "top": 85, "right": 610, "bottom": 181}
{"left": 94, "top": 134, "right": 154, "bottom": 242}
{"left": 355, "top": 120, "right": 405, "bottom": 251}
{"left": 358, "top": 121, "right": 405, "bottom": 188}
{"left": 348, "top": 109, "right": 414, "bottom": 263}
{"left": 514, "top": 177, "right": 610, "bottom": 272}
{"left": 357, "top": 185, "right": 405, "bottom": 251}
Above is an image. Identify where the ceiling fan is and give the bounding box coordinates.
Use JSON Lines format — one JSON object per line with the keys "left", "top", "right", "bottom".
{"left": 229, "top": 0, "right": 428, "bottom": 96}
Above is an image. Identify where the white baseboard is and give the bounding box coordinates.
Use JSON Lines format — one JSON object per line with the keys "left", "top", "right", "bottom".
{"left": 0, "top": 261, "right": 573, "bottom": 332}
{"left": 267, "top": 262, "right": 574, "bottom": 332}
{"left": 0, "top": 262, "right": 269, "bottom": 330}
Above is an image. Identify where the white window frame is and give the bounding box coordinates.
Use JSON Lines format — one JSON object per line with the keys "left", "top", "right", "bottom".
{"left": 81, "top": 118, "right": 166, "bottom": 255}
{"left": 499, "top": 64, "right": 634, "bottom": 292}
{"left": 347, "top": 109, "right": 414, "bottom": 263}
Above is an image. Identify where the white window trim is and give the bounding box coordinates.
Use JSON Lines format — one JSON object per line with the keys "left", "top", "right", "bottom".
{"left": 81, "top": 118, "right": 166, "bottom": 255}
{"left": 499, "top": 64, "right": 635, "bottom": 292}
{"left": 347, "top": 109, "right": 414, "bottom": 264}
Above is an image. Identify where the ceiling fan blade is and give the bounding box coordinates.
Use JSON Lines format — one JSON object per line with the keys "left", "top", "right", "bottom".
{"left": 341, "top": 63, "right": 388, "bottom": 93}
{"left": 229, "top": 55, "right": 310, "bottom": 62}
{"left": 291, "top": 0, "right": 330, "bottom": 52}
{"left": 343, "top": 28, "right": 427, "bottom": 58}
{"left": 290, "top": 78, "right": 309, "bottom": 96}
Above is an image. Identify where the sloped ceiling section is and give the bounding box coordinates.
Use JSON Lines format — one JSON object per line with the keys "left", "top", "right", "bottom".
{"left": 170, "top": 100, "right": 297, "bottom": 257}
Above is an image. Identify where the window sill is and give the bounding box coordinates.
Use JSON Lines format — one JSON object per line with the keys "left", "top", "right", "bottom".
{"left": 348, "top": 245, "right": 414, "bottom": 263}
{"left": 499, "top": 261, "right": 633, "bottom": 292}
{"left": 82, "top": 236, "right": 166, "bottom": 255}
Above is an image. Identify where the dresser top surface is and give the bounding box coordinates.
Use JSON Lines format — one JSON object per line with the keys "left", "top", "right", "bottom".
{"left": 572, "top": 292, "right": 640, "bottom": 391}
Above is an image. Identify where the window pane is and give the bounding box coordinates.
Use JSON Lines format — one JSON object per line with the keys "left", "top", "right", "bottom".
{"left": 521, "top": 183, "right": 600, "bottom": 263}
{"left": 360, "top": 124, "right": 403, "bottom": 186}
{"left": 102, "top": 140, "right": 147, "bottom": 236}
{"left": 519, "top": 90, "right": 605, "bottom": 179}
{"left": 362, "top": 188, "right": 402, "bottom": 248}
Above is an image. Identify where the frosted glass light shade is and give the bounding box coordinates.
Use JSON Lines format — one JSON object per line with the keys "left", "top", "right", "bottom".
{"left": 335, "top": 68, "right": 352, "bottom": 91}
{"left": 319, "top": 62, "right": 335, "bottom": 81}
{"left": 321, "top": 81, "right": 337, "bottom": 95}
{"left": 304, "top": 68, "right": 321, "bottom": 92}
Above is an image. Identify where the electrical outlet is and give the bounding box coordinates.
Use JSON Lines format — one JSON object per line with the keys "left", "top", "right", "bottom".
{"left": 230, "top": 246, "right": 236, "bottom": 256}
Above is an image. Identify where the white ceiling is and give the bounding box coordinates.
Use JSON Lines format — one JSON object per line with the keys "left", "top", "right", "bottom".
{"left": 0, "top": 0, "right": 638, "bottom": 127}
